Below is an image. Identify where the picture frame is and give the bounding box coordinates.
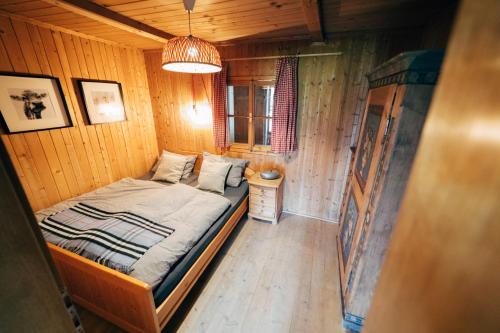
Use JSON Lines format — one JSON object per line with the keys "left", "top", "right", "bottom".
{"left": 77, "top": 79, "right": 126, "bottom": 125}
{"left": 0, "top": 72, "right": 73, "bottom": 134}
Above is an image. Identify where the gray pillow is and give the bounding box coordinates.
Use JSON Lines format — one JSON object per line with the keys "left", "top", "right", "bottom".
{"left": 203, "top": 152, "right": 248, "bottom": 187}
{"left": 152, "top": 150, "right": 197, "bottom": 179}
{"left": 151, "top": 153, "right": 189, "bottom": 183}
{"left": 198, "top": 159, "right": 232, "bottom": 194}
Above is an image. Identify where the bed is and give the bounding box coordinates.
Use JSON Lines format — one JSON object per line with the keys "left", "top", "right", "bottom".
{"left": 37, "top": 168, "right": 251, "bottom": 333}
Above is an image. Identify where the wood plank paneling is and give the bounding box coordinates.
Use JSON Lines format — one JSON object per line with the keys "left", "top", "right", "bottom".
{"left": 144, "top": 30, "right": 427, "bottom": 221}
{"left": 0, "top": 0, "right": 162, "bottom": 49}
{"left": 94, "top": 0, "right": 307, "bottom": 43}
{"left": 0, "top": 0, "right": 457, "bottom": 48}
{"left": 172, "top": 214, "right": 341, "bottom": 333}
{"left": 0, "top": 15, "right": 158, "bottom": 212}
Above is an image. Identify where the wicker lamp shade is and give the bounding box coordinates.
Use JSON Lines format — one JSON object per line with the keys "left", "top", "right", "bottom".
{"left": 162, "top": 35, "right": 222, "bottom": 74}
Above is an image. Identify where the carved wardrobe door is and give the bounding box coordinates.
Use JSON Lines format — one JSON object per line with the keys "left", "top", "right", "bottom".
{"left": 338, "top": 84, "right": 397, "bottom": 291}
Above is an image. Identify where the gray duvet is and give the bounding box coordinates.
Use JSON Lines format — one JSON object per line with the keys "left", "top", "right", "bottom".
{"left": 36, "top": 178, "right": 231, "bottom": 287}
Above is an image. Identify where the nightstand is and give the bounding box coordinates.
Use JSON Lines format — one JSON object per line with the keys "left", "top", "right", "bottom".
{"left": 247, "top": 173, "right": 284, "bottom": 224}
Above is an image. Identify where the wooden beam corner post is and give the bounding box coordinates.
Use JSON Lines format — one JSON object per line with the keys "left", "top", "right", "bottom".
{"left": 302, "top": 0, "right": 324, "bottom": 41}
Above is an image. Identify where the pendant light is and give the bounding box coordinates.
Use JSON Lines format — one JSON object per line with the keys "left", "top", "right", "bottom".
{"left": 162, "top": 0, "right": 221, "bottom": 74}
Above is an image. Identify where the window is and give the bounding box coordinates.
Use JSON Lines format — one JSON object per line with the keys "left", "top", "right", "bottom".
{"left": 227, "top": 80, "right": 274, "bottom": 151}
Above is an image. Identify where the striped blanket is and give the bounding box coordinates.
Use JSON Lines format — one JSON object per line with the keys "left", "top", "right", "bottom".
{"left": 40, "top": 203, "right": 175, "bottom": 274}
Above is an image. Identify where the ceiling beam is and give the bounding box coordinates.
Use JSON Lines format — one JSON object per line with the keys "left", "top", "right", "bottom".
{"left": 301, "top": 0, "right": 324, "bottom": 41}
{"left": 40, "top": 0, "right": 173, "bottom": 43}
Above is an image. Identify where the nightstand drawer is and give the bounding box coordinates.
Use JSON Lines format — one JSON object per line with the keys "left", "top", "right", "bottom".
{"left": 249, "top": 204, "right": 275, "bottom": 219}
{"left": 249, "top": 196, "right": 275, "bottom": 209}
{"left": 250, "top": 186, "right": 276, "bottom": 199}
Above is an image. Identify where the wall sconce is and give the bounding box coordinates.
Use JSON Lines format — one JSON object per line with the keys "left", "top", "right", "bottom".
{"left": 185, "top": 102, "right": 212, "bottom": 128}
{"left": 184, "top": 74, "right": 212, "bottom": 128}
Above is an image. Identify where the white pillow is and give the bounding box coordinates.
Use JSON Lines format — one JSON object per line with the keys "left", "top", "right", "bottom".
{"left": 152, "top": 150, "right": 197, "bottom": 179}
{"left": 151, "top": 153, "right": 189, "bottom": 183}
{"left": 198, "top": 160, "right": 232, "bottom": 194}
{"left": 203, "top": 152, "right": 248, "bottom": 187}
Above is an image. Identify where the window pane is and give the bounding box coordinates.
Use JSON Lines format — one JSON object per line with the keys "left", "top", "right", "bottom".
{"left": 254, "top": 85, "right": 274, "bottom": 117}
{"left": 229, "top": 117, "right": 249, "bottom": 144}
{"left": 254, "top": 118, "right": 272, "bottom": 146}
{"left": 227, "top": 85, "right": 249, "bottom": 116}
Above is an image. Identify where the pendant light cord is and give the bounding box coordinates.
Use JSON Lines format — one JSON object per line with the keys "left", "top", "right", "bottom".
{"left": 200, "top": 75, "right": 211, "bottom": 104}
{"left": 191, "top": 74, "right": 196, "bottom": 111}
{"left": 192, "top": 75, "right": 212, "bottom": 109}
{"left": 188, "top": 10, "right": 192, "bottom": 36}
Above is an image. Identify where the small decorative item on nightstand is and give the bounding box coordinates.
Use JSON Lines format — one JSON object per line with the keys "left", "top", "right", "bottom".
{"left": 248, "top": 172, "right": 284, "bottom": 225}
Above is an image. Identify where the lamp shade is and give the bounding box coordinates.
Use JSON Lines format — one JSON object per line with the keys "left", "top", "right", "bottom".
{"left": 162, "top": 35, "right": 222, "bottom": 74}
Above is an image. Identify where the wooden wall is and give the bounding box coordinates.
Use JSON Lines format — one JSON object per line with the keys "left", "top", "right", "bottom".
{"left": 142, "top": 64, "right": 217, "bottom": 156}
{"left": 144, "top": 30, "right": 426, "bottom": 221}
{"left": 0, "top": 15, "right": 158, "bottom": 212}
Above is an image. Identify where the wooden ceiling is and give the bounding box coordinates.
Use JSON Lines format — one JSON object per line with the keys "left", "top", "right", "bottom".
{"left": 0, "top": 0, "right": 166, "bottom": 48}
{"left": 92, "top": 0, "right": 309, "bottom": 42}
{"left": 0, "top": 0, "right": 456, "bottom": 49}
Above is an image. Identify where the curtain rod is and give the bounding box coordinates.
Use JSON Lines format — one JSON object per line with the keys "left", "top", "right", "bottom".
{"left": 223, "top": 52, "right": 343, "bottom": 61}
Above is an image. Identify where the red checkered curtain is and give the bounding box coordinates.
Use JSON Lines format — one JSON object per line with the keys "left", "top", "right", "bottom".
{"left": 271, "top": 57, "right": 298, "bottom": 153}
{"left": 211, "top": 62, "right": 230, "bottom": 148}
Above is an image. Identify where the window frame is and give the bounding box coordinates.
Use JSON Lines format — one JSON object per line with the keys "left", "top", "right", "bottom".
{"left": 227, "top": 78, "right": 275, "bottom": 153}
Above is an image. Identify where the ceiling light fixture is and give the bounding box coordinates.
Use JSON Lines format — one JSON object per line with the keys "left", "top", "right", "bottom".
{"left": 161, "top": 0, "right": 221, "bottom": 74}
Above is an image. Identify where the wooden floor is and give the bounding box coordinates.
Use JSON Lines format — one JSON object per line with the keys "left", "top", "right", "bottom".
{"left": 78, "top": 214, "right": 343, "bottom": 333}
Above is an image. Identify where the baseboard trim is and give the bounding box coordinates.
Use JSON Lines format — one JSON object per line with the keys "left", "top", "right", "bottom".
{"left": 283, "top": 210, "right": 338, "bottom": 224}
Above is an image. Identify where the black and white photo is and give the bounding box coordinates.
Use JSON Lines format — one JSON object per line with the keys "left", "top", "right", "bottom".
{"left": 0, "top": 73, "right": 72, "bottom": 133}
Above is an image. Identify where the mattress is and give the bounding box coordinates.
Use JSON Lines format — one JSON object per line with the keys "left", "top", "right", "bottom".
{"left": 37, "top": 176, "right": 233, "bottom": 287}
{"left": 139, "top": 172, "right": 249, "bottom": 306}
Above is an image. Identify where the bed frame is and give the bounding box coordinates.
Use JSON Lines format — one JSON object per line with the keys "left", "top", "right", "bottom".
{"left": 46, "top": 170, "right": 252, "bottom": 332}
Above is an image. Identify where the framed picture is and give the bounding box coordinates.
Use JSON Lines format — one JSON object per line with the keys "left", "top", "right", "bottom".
{"left": 77, "top": 79, "right": 126, "bottom": 124}
{"left": 355, "top": 104, "right": 384, "bottom": 190}
{"left": 0, "top": 72, "right": 72, "bottom": 134}
{"left": 340, "top": 190, "right": 359, "bottom": 266}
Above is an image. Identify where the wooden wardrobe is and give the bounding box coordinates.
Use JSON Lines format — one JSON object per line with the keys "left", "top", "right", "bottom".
{"left": 337, "top": 50, "right": 443, "bottom": 331}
